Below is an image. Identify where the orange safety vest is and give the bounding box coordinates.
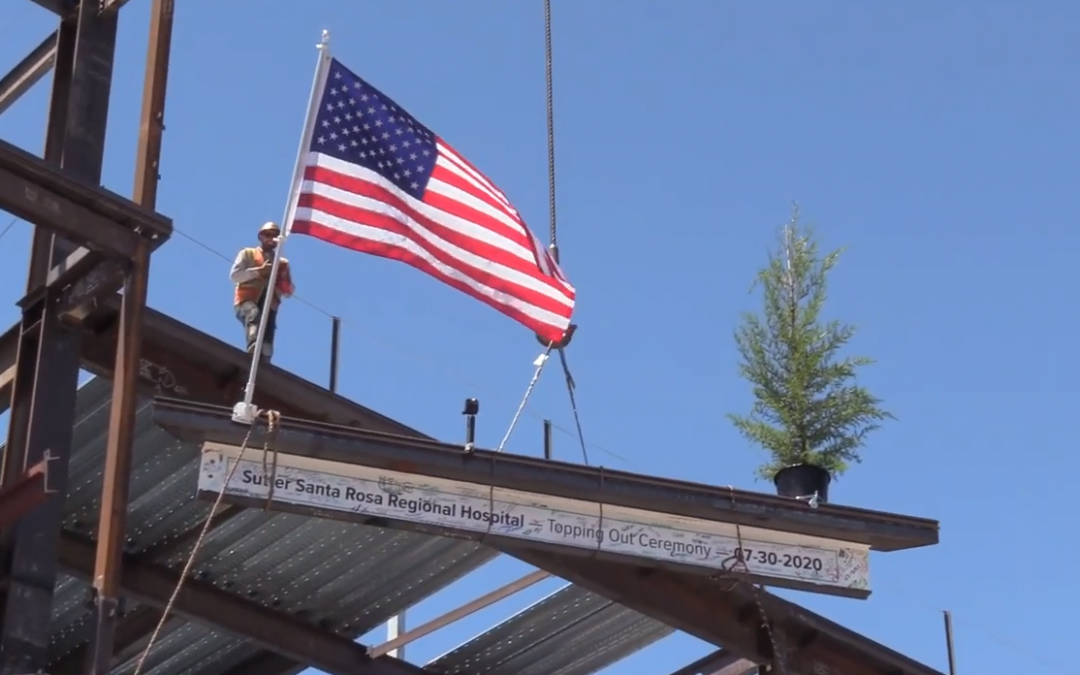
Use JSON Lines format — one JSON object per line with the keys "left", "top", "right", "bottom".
{"left": 234, "top": 247, "right": 292, "bottom": 309}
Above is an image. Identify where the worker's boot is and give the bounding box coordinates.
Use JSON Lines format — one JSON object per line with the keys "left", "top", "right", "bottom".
{"left": 245, "top": 324, "right": 259, "bottom": 353}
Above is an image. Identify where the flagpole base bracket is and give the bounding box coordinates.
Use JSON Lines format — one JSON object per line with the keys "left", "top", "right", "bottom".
{"left": 231, "top": 401, "right": 259, "bottom": 425}
{"left": 536, "top": 323, "right": 577, "bottom": 350}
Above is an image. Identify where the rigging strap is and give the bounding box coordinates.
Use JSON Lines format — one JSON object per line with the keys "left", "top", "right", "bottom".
{"left": 494, "top": 345, "right": 554, "bottom": 454}
{"left": 556, "top": 347, "right": 590, "bottom": 465}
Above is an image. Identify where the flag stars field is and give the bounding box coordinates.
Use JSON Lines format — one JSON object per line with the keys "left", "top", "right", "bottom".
{"left": 291, "top": 56, "right": 576, "bottom": 342}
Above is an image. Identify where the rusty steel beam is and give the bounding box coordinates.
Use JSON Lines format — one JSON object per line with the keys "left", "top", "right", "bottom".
{"left": 78, "top": 301, "right": 427, "bottom": 431}
{"left": 0, "top": 137, "right": 172, "bottom": 260}
{"left": 666, "top": 649, "right": 756, "bottom": 675}
{"left": 0, "top": 462, "right": 49, "bottom": 530}
{"left": 153, "top": 399, "right": 939, "bottom": 555}
{"left": 0, "top": 3, "right": 119, "bottom": 672}
{"left": 0, "top": 142, "right": 137, "bottom": 259}
{"left": 56, "top": 534, "right": 429, "bottom": 675}
{"left": 0, "top": 328, "right": 14, "bottom": 413}
{"left": 0, "top": 299, "right": 421, "bottom": 428}
{"left": 0, "top": 33, "right": 56, "bottom": 116}
{"left": 87, "top": 239, "right": 151, "bottom": 674}
{"left": 87, "top": 0, "right": 174, "bottom": 668}
{"left": 0, "top": 0, "right": 135, "bottom": 117}
{"left": 516, "top": 549, "right": 943, "bottom": 675}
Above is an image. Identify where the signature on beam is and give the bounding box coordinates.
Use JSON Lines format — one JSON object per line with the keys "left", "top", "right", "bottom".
{"left": 139, "top": 359, "right": 189, "bottom": 396}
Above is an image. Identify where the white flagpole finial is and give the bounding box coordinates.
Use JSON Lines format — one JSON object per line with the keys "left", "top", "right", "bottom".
{"left": 318, "top": 30, "right": 330, "bottom": 49}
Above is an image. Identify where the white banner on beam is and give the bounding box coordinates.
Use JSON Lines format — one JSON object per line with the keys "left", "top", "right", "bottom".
{"left": 198, "top": 443, "right": 870, "bottom": 594}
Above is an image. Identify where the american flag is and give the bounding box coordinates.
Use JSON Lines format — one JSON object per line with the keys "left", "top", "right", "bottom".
{"left": 290, "top": 57, "right": 576, "bottom": 343}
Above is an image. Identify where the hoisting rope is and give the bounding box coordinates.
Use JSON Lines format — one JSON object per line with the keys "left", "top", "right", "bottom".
{"left": 720, "top": 486, "right": 787, "bottom": 675}
{"left": 132, "top": 409, "right": 282, "bottom": 675}
{"left": 542, "top": 0, "right": 592, "bottom": 466}
{"left": 494, "top": 344, "right": 554, "bottom": 453}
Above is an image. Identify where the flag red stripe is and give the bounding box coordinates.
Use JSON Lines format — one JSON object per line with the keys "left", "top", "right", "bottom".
{"left": 306, "top": 165, "right": 553, "bottom": 285}
{"left": 438, "top": 140, "right": 515, "bottom": 210}
{"left": 304, "top": 164, "right": 555, "bottom": 293}
{"left": 296, "top": 190, "right": 571, "bottom": 319}
{"left": 295, "top": 144, "right": 575, "bottom": 341}
{"left": 292, "top": 221, "right": 566, "bottom": 338}
{"left": 428, "top": 164, "right": 532, "bottom": 250}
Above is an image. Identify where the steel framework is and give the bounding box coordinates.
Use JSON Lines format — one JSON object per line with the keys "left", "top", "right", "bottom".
{"left": 0, "top": 2, "right": 944, "bottom": 675}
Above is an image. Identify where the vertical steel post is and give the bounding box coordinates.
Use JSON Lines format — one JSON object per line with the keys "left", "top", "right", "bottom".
{"left": 543, "top": 419, "right": 552, "bottom": 459}
{"left": 0, "top": 12, "right": 76, "bottom": 492}
{"left": 329, "top": 316, "right": 340, "bottom": 393}
{"left": 943, "top": 610, "right": 957, "bottom": 675}
{"left": 384, "top": 614, "right": 405, "bottom": 660}
{"left": 87, "top": 1, "right": 172, "bottom": 672}
{"left": 0, "top": 4, "right": 118, "bottom": 672}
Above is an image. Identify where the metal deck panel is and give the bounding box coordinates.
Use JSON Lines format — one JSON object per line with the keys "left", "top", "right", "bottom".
{"left": 427, "top": 584, "right": 673, "bottom": 675}
{"left": 17, "top": 377, "right": 497, "bottom": 675}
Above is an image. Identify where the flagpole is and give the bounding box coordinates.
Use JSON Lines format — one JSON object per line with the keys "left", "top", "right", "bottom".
{"left": 232, "top": 29, "right": 334, "bottom": 425}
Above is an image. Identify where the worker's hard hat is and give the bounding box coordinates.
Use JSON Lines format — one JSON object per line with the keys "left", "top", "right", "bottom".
{"left": 259, "top": 222, "right": 280, "bottom": 236}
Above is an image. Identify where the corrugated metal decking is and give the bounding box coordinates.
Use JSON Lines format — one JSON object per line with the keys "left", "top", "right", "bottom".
{"left": 427, "top": 584, "right": 673, "bottom": 675}
{"left": 14, "top": 377, "right": 498, "bottom": 675}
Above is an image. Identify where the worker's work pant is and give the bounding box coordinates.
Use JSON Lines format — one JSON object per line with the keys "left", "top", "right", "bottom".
{"left": 235, "top": 300, "right": 277, "bottom": 363}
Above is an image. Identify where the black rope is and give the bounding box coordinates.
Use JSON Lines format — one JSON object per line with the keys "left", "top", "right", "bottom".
{"left": 592, "top": 466, "right": 606, "bottom": 558}
{"left": 557, "top": 348, "right": 590, "bottom": 466}
{"left": 0, "top": 217, "right": 18, "bottom": 244}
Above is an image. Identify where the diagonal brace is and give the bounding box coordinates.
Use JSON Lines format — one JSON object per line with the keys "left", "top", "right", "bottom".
{"left": 0, "top": 33, "right": 56, "bottom": 117}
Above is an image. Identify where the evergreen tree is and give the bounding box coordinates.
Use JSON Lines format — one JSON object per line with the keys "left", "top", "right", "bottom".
{"left": 729, "top": 206, "right": 893, "bottom": 480}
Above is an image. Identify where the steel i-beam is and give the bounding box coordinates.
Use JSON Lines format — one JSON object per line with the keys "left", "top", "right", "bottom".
{"left": 0, "top": 4, "right": 119, "bottom": 673}
{"left": 87, "top": 0, "right": 174, "bottom": 670}
{"left": 0, "top": 462, "right": 49, "bottom": 531}
{"left": 0, "top": 2, "right": 134, "bottom": 120}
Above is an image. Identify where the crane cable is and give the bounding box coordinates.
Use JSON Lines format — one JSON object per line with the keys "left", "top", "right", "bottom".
{"left": 543, "top": 0, "right": 590, "bottom": 466}
{"left": 495, "top": 0, "right": 589, "bottom": 467}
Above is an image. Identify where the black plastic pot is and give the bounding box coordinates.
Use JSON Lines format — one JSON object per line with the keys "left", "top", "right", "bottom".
{"left": 773, "top": 464, "right": 831, "bottom": 504}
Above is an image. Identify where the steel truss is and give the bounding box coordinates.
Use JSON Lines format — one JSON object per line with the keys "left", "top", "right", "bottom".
{"left": 0, "top": 2, "right": 944, "bottom": 675}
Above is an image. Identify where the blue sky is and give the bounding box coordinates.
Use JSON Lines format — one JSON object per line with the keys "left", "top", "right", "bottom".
{"left": 2, "top": 1, "right": 1077, "bottom": 674}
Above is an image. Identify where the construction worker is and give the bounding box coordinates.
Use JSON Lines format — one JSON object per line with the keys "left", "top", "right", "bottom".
{"left": 230, "top": 222, "right": 295, "bottom": 363}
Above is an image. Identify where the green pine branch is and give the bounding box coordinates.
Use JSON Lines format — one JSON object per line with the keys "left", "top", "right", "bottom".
{"left": 728, "top": 205, "right": 893, "bottom": 481}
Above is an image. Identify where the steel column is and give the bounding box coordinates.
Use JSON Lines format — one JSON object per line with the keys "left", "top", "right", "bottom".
{"left": 0, "top": 3, "right": 117, "bottom": 672}
{"left": 85, "top": 240, "right": 150, "bottom": 674}
{"left": 87, "top": 0, "right": 172, "bottom": 669}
